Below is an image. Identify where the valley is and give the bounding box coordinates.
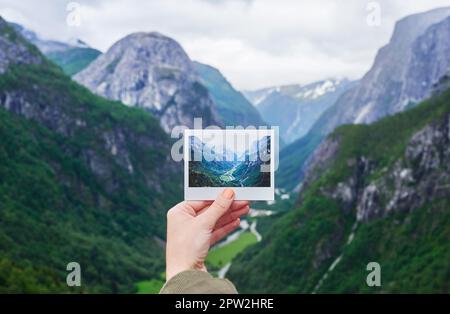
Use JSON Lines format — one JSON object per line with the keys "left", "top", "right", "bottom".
{"left": 188, "top": 135, "right": 271, "bottom": 188}
{"left": 219, "top": 164, "right": 243, "bottom": 186}
{"left": 1, "top": 4, "right": 449, "bottom": 295}
{"left": 228, "top": 84, "right": 450, "bottom": 293}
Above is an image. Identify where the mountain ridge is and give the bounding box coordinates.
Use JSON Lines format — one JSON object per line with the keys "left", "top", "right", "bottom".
{"left": 244, "top": 78, "right": 354, "bottom": 143}
{"left": 277, "top": 7, "right": 450, "bottom": 190}
{"left": 9, "top": 22, "right": 101, "bottom": 76}
{"left": 193, "top": 61, "right": 267, "bottom": 127}
{"left": 74, "top": 32, "right": 222, "bottom": 133}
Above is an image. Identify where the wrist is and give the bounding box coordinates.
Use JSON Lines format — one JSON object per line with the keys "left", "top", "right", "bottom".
{"left": 166, "top": 263, "right": 192, "bottom": 281}
{"left": 166, "top": 261, "right": 207, "bottom": 281}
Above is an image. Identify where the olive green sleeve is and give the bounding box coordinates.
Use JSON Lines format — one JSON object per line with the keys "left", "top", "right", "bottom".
{"left": 159, "top": 270, "right": 238, "bottom": 294}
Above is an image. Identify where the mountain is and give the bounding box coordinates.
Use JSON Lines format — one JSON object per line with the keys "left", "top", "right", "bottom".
{"left": 228, "top": 79, "right": 450, "bottom": 293}
{"left": 232, "top": 136, "right": 271, "bottom": 187}
{"left": 244, "top": 79, "right": 348, "bottom": 107}
{"left": 12, "top": 24, "right": 263, "bottom": 131}
{"left": 0, "top": 22, "right": 42, "bottom": 73}
{"left": 314, "top": 7, "right": 450, "bottom": 134}
{"left": 277, "top": 8, "right": 450, "bottom": 190}
{"left": 46, "top": 47, "right": 101, "bottom": 76}
{"left": 189, "top": 136, "right": 237, "bottom": 187}
{"left": 0, "top": 17, "right": 182, "bottom": 292}
{"left": 9, "top": 22, "right": 79, "bottom": 53}
{"left": 9, "top": 22, "right": 101, "bottom": 75}
{"left": 193, "top": 61, "right": 267, "bottom": 127}
{"left": 244, "top": 79, "right": 353, "bottom": 143}
{"left": 242, "top": 86, "right": 272, "bottom": 106}
{"left": 74, "top": 32, "right": 222, "bottom": 133}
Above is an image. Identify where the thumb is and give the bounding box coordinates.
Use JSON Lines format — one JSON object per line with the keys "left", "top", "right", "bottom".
{"left": 199, "top": 189, "right": 235, "bottom": 227}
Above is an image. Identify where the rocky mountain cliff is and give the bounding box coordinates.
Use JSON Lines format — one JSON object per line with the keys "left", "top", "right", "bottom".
{"left": 12, "top": 24, "right": 259, "bottom": 130}
{"left": 277, "top": 8, "right": 450, "bottom": 190}
{"left": 303, "top": 105, "right": 450, "bottom": 224}
{"left": 0, "top": 21, "right": 42, "bottom": 74}
{"left": 74, "top": 32, "right": 222, "bottom": 133}
{"left": 312, "top": 7, "right": 450, "bottom": 136}
{"left": 0, "top": 17, "right": 182, "bottom": 292}
{"left": 228, "top": 79, "right": 450, "bottom": 293}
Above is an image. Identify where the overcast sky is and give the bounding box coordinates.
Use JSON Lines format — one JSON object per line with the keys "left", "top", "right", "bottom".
{"left": 0, "top": 0, "right": 449, "bottom": 90}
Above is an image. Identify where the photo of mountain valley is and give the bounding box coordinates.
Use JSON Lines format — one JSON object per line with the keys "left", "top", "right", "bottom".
{"left": 189, "top": 135, "right": 271, "bottom": 187}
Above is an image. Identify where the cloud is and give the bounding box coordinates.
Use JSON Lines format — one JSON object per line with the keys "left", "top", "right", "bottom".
{"left": 0, "top": 0, "right": 449, "bottom": 89}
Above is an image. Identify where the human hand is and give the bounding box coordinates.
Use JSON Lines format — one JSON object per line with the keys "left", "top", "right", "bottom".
{"left": 165, "top": 189, "right": 249, "bottom": 281}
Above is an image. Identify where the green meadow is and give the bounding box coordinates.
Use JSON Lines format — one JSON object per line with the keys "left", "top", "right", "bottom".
{"left": 135, "top": 272, "right": 165, "bottom": 294}
{"left": 207, "top": 231, "right": 258, "bottom": 269}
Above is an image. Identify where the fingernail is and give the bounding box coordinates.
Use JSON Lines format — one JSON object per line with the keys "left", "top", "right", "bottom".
{"left": 222, "top": 188, "right": 234, "bottom": 199}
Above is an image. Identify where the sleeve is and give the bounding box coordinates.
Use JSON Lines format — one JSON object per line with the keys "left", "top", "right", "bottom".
{"left": 159, "top": 270, "right": 238, "bottom": 294}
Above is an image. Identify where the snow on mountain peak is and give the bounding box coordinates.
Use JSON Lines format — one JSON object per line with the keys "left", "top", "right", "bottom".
{"left": 295, "top": 79, "right": 341, "bottom": 100}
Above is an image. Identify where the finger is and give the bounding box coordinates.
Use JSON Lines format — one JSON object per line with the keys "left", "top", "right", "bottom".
{"left": 199, "top": 189, "right": 235, "bottom": 227}
{"left": 230, "top": 200, "right": 250, "bottom": 211}
{"left": 214, "top": 206, "right": 249, "bottom": 229}
{"left": 210, "top": 218, "right": 240, "bottom": 245}
{"left": 197, "top": 200, "right": 249, "bottom": 216}
{"left": 181, "top": 200, "right": 213, "bottom": 212}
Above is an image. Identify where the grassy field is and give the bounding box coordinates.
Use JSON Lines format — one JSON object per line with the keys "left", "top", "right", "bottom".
{"left": 206, "top": 231, "right": 258, "bottom": 269}
{"left": 135, "top": 272, "right": 165, "bottom": 294}
{"left": 135, "top": 279, "right": 165, "bottom": 294}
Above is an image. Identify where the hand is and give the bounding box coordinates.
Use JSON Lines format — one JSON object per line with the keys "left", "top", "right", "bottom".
{"left": 165, "top": 189, "right": 249, "bottom": 281}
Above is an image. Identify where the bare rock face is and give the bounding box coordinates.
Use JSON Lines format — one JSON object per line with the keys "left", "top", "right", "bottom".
{"left": 355, "top": 112, "right": 450, "bottom": 222}
{"left": 359, "top": 115, "right": 449, "bottom": 221}
{"left": 278, "top": 8, "right": 450, "bottom": 192}
{"left": 310, "top": 8, "right": 450, "bottom": 138}
{"left": 306, "top": 112, "right": 450, "bottom": 224}
{"left": 296, "top": 135, "right": 341, "bottom": 194}
{"left": 74, "top": 32, "right": 222, "bottom": 132}
{"left": 405, "top": 16, "right": 450, "bottom": 106}
{"left": 0, "top": 17, "right": 43, "bottom": 73}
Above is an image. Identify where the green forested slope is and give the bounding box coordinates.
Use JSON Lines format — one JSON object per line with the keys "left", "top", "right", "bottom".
{"left": 0, "top": 19, "right": 182, "bottom": 292}
{"left": 47, "top": 47, "right": 101, "bottom": 76}
{"left": 228, "top": 87, "right": 450, "bottom": 293}
{"left": 194, "top": 61, "right": 266, "bottom": 127}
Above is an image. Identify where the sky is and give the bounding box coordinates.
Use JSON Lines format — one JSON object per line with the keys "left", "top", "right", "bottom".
{"left": 0, "top": 0, "right": 449, "bottom": 90}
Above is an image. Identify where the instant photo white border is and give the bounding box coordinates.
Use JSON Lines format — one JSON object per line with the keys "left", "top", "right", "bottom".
{"left": 184, "top": 129, "right": 275, "bottom": 201}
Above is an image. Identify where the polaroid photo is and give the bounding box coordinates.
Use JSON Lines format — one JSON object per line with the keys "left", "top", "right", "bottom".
{"left": 184, "top": 129, "right": 275, "bottom": 200}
